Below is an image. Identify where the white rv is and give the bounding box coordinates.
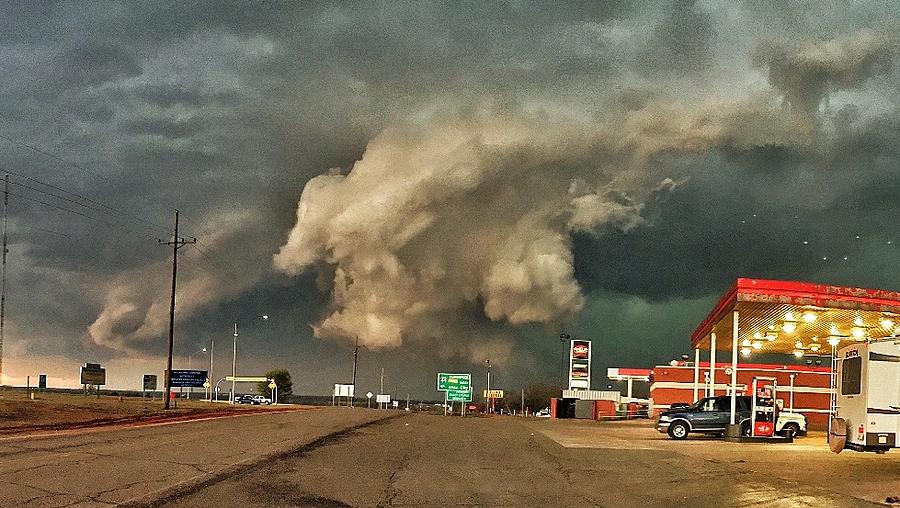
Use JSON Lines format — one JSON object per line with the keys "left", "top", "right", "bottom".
{"left": 831, "top": 339, "right": 900, "bottom": 453}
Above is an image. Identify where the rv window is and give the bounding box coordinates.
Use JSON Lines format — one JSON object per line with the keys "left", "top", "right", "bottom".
{"left": 840, "top": 357, "right": 861, "bottom": 396}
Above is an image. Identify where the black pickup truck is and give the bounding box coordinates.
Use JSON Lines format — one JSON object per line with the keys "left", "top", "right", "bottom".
{"left": 656, "top": 395, "right": 806, "bottom": 439}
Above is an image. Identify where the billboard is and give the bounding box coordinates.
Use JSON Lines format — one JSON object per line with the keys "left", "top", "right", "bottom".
{"left": 38, "top": 374, "right": 47, "bottom": 390}
{"left": 143, "top": 374, "right": 158, "bottom": 391}
{"left": 167, "top": 369, "right": 207, "bottom": 388}
{"left": 80, "top": 363, "right": 106, "bottom": 385}
{"left": 568, "top": 340, "right": 591, "bottom": 390}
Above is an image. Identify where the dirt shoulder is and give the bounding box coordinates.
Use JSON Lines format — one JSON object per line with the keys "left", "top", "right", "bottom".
{"left": 0, "top": 389, "right": 304, "bottom": 435}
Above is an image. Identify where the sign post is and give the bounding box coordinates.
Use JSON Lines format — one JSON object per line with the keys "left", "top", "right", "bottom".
{"left": 568, "top": 340, "right": 592, "bottom": 390}
{"left": 366, "top": 391, "right": 373, "bottom": 408}
{"left": 437, "top": 373, "right": 472, "bottom": 416}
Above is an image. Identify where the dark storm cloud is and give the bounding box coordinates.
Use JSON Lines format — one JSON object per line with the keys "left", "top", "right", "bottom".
{"left": 752, "top": 29, "right": 897, "bottom": 114}
{"left": 637, "top": 0, "right": 715, "bottom": 75}
{"left": 0, "top": 1, "right": 898, "bottom": 392}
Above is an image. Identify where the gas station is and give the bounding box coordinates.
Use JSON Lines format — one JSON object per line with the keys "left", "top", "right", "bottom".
{"left": 688, "top": 278, "right": 900, "bottom": 440}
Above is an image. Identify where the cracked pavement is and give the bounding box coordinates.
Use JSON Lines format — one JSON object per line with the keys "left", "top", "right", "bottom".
{"left": 164, "top": 414, "right": 879, "bottom": 507}
{"left": 3, "top": 411, "right": 893, "bottom": 507}
{"left": 0, "top": 406, "right": 394, "bottom": 507}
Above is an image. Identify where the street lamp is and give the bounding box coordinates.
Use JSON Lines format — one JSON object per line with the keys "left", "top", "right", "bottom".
{"left": 187, "top": 348, "right": 207, "bottom": 400}
{"left": 485, "top": 359, "right": 492, "bottom": 414}
{"left": 559, "top": 333, "right": 571, "bottom": 389}
{"left": 231, "top": 314, "right": 269, "bottom": 404}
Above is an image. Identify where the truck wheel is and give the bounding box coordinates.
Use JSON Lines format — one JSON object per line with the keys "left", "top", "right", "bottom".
{"left": 668, "top": 421, "right": 689, "bottom": 440}
{"left": 782, "top": 423, "right": 800, "bottom": 439}
{"left": 741, "top": 421, "right": 751, "bottom": 437}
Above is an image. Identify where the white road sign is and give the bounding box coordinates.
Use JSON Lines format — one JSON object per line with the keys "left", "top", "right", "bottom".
{"left": 366, "top": 391, "right": 374, "bottom": 399}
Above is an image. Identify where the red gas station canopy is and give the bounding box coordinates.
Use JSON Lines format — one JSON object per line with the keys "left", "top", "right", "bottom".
{"left": 691, "top": 279, "right": 900, "bottom": 354}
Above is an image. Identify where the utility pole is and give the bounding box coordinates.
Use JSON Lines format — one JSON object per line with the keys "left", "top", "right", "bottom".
{"left": 0, "top": 174, "right": 8, "bottom": 384}
{"left": 380, "top": 367, "right": 384, "bottom": 409}
{"left": 351, "top": 336, "right": 359, "bottom": 406}
{"left": 160, "top": 210, "right": 196, "bottom": 410}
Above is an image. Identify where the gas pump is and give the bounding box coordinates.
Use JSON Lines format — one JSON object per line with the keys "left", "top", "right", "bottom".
{"left": 751, "top": 376, "right": 777, "bottom": 438}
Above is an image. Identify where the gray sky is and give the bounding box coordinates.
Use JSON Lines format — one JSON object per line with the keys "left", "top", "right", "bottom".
{"left": 0, "top": 1, "right": 898, "bottom": 398}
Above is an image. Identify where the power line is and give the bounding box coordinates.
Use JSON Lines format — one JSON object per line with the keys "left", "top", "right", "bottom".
{"left": 0, "top": 133, "right": 109, "bottom": 182}
{"left": 8, "top": 191, "right": 160, "bottom": 241}
{"left": 1, "top": 169, "right": 170, "bottom": 234}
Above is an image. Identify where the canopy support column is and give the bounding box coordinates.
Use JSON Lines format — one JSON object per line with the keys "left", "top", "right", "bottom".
{"left": 692, "top": 348, "right": 700, "bottom": 402}
{"left": 709, "top": 332, "right": 717, "bottom": 396}
{"left": 729, "top": 310, "right": 739, "bottom": 425}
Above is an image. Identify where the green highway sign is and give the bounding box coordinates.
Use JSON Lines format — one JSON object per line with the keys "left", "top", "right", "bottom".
{"left": 437, "top": 373, "right": 471, "bottom": 391}
{"left": 447, "top": 389, "right": 473, "bottom": 402}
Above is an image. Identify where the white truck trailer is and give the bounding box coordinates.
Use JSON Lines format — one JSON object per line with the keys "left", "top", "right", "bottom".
{"left": 830, "top": 339, "right": 900, "bottom": 453}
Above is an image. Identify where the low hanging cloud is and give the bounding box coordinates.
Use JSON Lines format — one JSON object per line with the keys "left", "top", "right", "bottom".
{"left": 752, "top": 29, "right": 898, "bottom": 115}
{"left": 274, "top": 112, "right": 678, "bottom": 350}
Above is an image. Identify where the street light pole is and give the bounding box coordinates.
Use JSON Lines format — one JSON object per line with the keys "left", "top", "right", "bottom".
{"left": 230, "top": 315, "right": 268, "bottom": 404}
{"left": 485, "top": 359, "right": 491, "bottom": 414}
{"left": 188, "top": 348, "right": 207, "bottom": 400}
{"left": 231, "top": 323, "right": 238, "bottom": 404}
{"left": 559, "top": 333, "right": 570, "bottom": 389}
{"left": 208, "top": 339, "right": 214, "bottom": 401}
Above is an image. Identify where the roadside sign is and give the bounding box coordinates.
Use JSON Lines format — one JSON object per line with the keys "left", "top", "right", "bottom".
{"left": 447, "top": 389, "right": 473, "bottom": 402}
{"left": 226, "top": 376, "right": 269, "bottom": 382}
{"left": 80, "top": 363, "right": 106, "bottom": 385}
{"left": 437, "top": 373, "right": 471, "bottom": 391}
{"left": 376, "top": 394, "right": 391, "bottom": 403}
{"left": 483, "top": 389, "right": 504, "bottom": 399}
{"left": 392, "top": 401, "right": 399, "bottom": 409}
{"left": 203, "top": 380, "right": 211, "bottom": 389}
{"left": 38, "top": 374, "right": 47, "bottom": 390}
{"left": 143, "top": 374, "right": 158, "bottom": 390}
{"left": 366, "top": 391, "right": 373, "bottom": 399}
{"left": 334, "top": 384, "right": 355, "bottom": 397}
{"left": 167, "top": 369, "right": 208, "bottom": 388}
{"left": 268, "top": 381, "right": 277, "bottom": 390}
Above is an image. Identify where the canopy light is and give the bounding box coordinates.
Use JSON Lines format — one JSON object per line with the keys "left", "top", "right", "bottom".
{"left": 782, "top": 321, "right": 797, "bottom": 334}
{"left": 765, "top": 331, "right": 778, "bottom": 341}
{"left": 881, "top": 317, "right": 895, "bottom": 330}
{"left": 753, "top": 331, "right": 762, "bottom": 340}
{"left": 827, "top": 336, "right": 841, "bottom": 347}
{"left": 830, "top": 325, "right": 840, "bottom": 336}
{"left": 854, "top": 316, "right": 864, "bottom": 327}
{"left": 741, "top": 338, "right": 752, "bottom": 347}
{"left": 793, "top": 350, "right": 804, "bottom": 358}
{"left": 752, "top": 341, "right": 762, "bottom": 350}
{"left": 802, "top": 311, "right": 817, "bottom": 323}
{"left": 741, "top": 347, "right": 752, "bottom": 357}
{"left": 810, "top": 343, "right": 821, "bottom": 352}
{"left": 851, "top": 327, "right": 866, "bottom": 339}
{"left": 785, "top": 312, "right": 795, "bottom": 321}
{"left": 794, "top": 340, "right": 803, "bottom": 349}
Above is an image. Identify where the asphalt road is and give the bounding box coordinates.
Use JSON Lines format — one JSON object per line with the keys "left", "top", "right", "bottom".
{"left": 0, "top": 406, "right": 394, "bottom": 507}
{"left": 165, "top": 414, "right": 875, "bottom": 508}
{"left": 2, "top": 410, "right": 892, "bottom": 507}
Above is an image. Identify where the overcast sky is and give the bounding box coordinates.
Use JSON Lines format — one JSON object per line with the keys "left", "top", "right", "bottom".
{"left": 0, "top": 1, "right": 898, "bottom": 398}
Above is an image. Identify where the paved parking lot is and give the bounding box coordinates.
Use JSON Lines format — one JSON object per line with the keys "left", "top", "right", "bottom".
{"left": 533, "top": 419, "right": 900, "bottom": 506}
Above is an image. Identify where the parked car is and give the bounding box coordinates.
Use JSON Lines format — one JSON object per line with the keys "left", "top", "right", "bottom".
{"left": 535, "top": 407, "right": 552, "bottom": 418}
{"left": 656, "top": 395, "right": 807, "bottom": 439}
{"left": 236, "top": 394, "right": 256, "bottom": 404}
{"left": 252, "top": 395, "right": 272, "bottom": 405}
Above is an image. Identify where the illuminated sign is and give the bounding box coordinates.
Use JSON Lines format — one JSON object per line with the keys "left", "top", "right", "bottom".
{"left": 568, "top": 340, "right": 592, "bottom": 390}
